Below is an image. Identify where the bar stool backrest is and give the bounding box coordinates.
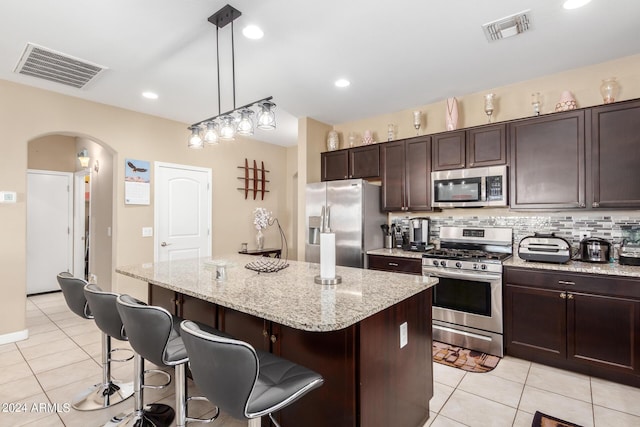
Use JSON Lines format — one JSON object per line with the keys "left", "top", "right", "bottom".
{"left": 84, "top": 284, "right": 127, "bottom": 340}
{"left": 56, "top": 272, "right": 92, "bottom": 319}
{"left": 115, "top": 294, "right": 176, "bottom": 367}
{"left": 180, "top": 320, "right": 259, "bottom": 420}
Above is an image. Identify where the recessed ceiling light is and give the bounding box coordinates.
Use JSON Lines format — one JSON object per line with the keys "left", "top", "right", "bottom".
{"left": 563, "top": 0, "right": 591, "bottom": 10}
{"left": 242, "top": 25, "right": 264, "bottom": 39}
{"left": 335, "top": 79, "right": 350, "bottom": 88}
{"left": 142, "top": 91, "right": 158, "bottom": 100}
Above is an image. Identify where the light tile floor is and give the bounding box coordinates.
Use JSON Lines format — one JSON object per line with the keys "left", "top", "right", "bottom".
{"left": 0, "top": 292, "right": 639, "bottom": 426}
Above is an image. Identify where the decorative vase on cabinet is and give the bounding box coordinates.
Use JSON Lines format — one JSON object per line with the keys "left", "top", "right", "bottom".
{"left": 446, "top": 97, "right": 458, "bottom": 130}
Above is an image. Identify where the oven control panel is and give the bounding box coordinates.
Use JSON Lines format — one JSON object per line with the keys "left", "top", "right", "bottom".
{"left": 422, "top": 257, "right": 503, "bottom": 274}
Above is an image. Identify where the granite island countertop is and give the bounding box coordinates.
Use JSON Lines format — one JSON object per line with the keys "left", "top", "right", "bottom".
{"left": 116, "top": 253, "right": 438, "bottom": 332}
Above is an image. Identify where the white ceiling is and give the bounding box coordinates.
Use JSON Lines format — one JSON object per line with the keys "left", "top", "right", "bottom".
{"left": 1, "top": 0, "right": 638, "bottom": 147}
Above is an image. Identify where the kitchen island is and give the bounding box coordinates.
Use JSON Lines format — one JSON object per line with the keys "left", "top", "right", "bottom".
{"left": 117, "top": 254, "right": 438, "bottom": 427}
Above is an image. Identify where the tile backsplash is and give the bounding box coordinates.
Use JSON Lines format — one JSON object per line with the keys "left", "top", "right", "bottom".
{"left": 391, "top": 210, "right": 640, "bottom": 249}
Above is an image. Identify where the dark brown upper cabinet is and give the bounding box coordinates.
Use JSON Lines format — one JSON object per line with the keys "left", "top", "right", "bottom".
{"left": 509, "top": 110, "right": 586, "bottom": 209}
{"left": 590, "top": 99, "right": 640, "bottom": 209}
{"left": 321, "top": 145, "right": 380, "bottom": 181}
{"left": 380, "top": 136, "right": 431, "bottom": 212}
{"left": 432, "top": 124, "right": 507, "bottom": 171}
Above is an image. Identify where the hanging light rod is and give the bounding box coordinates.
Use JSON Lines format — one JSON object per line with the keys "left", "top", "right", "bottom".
{"left": 191, "top": 96, "right": 273, "bottom": 129}
{"left": 188, "top": 4, "right": 276, "bottom": 149}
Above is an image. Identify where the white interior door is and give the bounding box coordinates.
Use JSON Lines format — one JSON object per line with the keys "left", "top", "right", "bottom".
{"left": 27, "top": 170, "right": 73, "bottom": 294}
{"left": 155, "top": 162, "right": 211, "bottom": 262}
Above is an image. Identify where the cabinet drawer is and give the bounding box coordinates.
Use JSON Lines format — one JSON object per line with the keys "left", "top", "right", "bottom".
{"left": 504, "top": 267, "right": 640, "bottom": 300}
{"left": 368, "top": 255, "right": 422, "bottom": 275}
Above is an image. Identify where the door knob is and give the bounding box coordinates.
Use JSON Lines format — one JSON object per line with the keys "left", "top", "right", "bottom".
{"left": 161, "top": 242, "right": 171, "bottom": 247}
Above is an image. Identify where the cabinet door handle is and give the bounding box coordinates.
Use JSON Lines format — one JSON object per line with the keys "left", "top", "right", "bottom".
{"left": 560, "top": 292, "right": 567, "bottom": 299}
{"left": 558, "top": 280, "right": 575, "bottom": 286}
{"left": 593, "top": 202, "right": 600, "bottom": 208}
{"left": 579, "top": 202, "right": 586, "bottom": 208}
{"left": 270, "top": 334, "right": 278, "bottom": 343}
{"left": 262, "top": 329, "right": 269, "bottom": 338}
{"left": 567, "top": 293, "right": 574, "bottom": 300}
{"left": 388, "top": 262, "right": 399, "bottom": 267}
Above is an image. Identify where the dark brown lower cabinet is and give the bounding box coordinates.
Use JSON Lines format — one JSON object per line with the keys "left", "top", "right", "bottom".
{"left": 368, "top": 254, "right": 422, "bottom": 275}
{"left": 148, "top": 285, "right": 218, "bottom": 328}
{"left": 504, "top": 267, "right": 640, "bottom": 387}
{"left": 150, "top": 284, "right": 433, "bottom": 427}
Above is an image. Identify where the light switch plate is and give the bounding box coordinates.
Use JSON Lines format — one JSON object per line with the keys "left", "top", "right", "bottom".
{"left": 0, "top": 191, "right": 17, "bottom": 203}
{"left": 142, "top": 227, "right": 153, "bottom": 237}
{"left": 400, "top": 322, "right": 408, "bottom": 348}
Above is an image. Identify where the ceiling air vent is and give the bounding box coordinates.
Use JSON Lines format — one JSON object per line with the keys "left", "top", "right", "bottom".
{"left": 482, "top": 10, "right": 532, "bottom": 42}
{"left": 14, "top": 43, "right": 107, "bottom": 89}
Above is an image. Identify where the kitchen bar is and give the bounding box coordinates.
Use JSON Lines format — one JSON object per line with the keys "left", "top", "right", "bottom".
{"left": 117, "top": 254, "right": 438, "bottom": 427}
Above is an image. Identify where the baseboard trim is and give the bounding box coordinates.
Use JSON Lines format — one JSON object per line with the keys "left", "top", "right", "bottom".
{"left": 0, "top": 329, "right": 29, "bottom": 345}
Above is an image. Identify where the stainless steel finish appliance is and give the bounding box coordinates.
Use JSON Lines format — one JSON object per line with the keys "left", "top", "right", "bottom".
{"left": 305, "top": 179, "right": 385, "bottom": 268}
{"left": 422, "top": 226, "right": 513, "bottom": 357}
{"left": 579, "top": 237, "right": 611, "bottom": 263}
{"left": 431, "top": 165, "right": 507, "bottom": 208}
{"left": 409, "top": 217, "right": 430, "bottom": 251}
{"left": 620, "top": 226, "right": 640, "bottom": 266}
{"left": 518, "top": 233, "right": 572, "bottom": 264}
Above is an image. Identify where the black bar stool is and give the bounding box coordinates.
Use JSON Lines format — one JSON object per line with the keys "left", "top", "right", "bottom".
{"left": 113, "top": 294, "right": 220, "bottom": 427}
{"left": 180, "top": 320, "right": 324, "bottom": 427}
{"left": 56, "top": 272, "right": 134, "bottom": 410}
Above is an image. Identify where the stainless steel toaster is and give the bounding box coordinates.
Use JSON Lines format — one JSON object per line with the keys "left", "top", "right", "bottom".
{"left": 518, "top": 233, "right": 572, "bottom": 264}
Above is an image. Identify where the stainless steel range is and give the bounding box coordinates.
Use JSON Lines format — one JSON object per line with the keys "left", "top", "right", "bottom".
{"left": 422, "top": 226, "right": 513, "bottom": 357}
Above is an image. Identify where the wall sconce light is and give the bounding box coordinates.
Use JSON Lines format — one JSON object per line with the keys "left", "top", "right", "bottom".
{"left": 77, "top": 149, "right": 90, "bottom": 168}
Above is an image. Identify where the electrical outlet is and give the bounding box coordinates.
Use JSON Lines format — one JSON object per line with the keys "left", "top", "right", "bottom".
{"left": 399, "top": 322, "right": 408, "bottom": 348}
{"left": 580, "top": 229, "right": 591, "bottom": 239}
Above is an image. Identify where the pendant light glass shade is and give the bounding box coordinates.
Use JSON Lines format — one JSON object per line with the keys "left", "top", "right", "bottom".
{"left": 237, "top": 109, "right": 255, "bottom": 136}
{"left": 219, "top": 115, "right": 236, "bottom": 140}
{"left": 203, "top": 121, "right": 220, "bottom": 145}
{"left": 257, "top": 101, "right": 276, "bottom": 130}
{"left": 188, "top": 126, "right": 204, "bottom": 149}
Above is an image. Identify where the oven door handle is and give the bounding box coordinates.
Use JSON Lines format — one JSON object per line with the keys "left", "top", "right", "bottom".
{"left": 422, "top": 267, "right": 502, "bottom": 281}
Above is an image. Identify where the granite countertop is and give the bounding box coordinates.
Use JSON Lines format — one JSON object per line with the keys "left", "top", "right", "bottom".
{"left": 367, "top": 248, "right": 426, "bottom": 259}
{"left": 116, "top": 254, "right": 438, "bottom": 332}
{"left": 505, "top": 256, "right": 640, "bottom": 278}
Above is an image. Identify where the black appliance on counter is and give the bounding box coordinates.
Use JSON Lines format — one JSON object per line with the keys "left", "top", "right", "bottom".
{"left": 518, "top": 233, "right": 571, "bottom": 264}
{"left": 619, "top": 225, "right": 640, "bottom": 266}
{"left": 578, "top": 237, "right": 612, "bottom": 263}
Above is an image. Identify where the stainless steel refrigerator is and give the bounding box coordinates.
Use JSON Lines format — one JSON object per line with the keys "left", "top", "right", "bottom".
{"left": 305, "top": 179, "right": 385, "bottom": 268}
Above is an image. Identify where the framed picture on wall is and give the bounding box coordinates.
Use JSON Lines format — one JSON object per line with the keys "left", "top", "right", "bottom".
{"left": 124, "top": 159, "right": 150, "bottom": 205}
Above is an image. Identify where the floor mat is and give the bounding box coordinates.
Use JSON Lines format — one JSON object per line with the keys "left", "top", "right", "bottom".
{"left": 532, "top": 410, "right": 583, "bottom": 427}
{"left": 432, "top": 341, "right": 500, "bottom": 373}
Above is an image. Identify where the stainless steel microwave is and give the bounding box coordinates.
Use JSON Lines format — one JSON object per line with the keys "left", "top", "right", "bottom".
{"left": 431, "top": 165, "right": 507, "bottom": 208}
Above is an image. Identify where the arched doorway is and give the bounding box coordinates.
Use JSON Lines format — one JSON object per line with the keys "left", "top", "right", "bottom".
{"left": 26, "top": 133, "right": 115, "bottom": 292}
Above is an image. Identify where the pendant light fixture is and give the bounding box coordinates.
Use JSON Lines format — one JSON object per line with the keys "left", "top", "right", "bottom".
{"left": 188, "top": 4, "right": 276, "bottom": 148}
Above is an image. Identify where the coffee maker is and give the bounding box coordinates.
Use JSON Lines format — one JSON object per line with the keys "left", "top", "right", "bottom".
{"left": 408, "top": 217, "right": 430, "bottom": 252}
{"left": 391, "top": 218, "right": 410, "bottom": 249}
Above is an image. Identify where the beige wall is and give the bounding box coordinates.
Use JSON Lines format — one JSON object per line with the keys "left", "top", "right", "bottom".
{"left": 0, "top": 79, "right": 292, "bottom": 338}
{"left": 27, "top": 135, "right": 76, "bottom": 171}
{"left": 333, "top": 54, "right": 640, "bottom": 144}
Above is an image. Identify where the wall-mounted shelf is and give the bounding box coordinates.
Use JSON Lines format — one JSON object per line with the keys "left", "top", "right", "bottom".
{"left": 237, "top": 158, "right": 270, "bottom": 200}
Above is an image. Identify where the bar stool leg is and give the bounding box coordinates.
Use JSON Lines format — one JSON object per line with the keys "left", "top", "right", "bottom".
{"left": 175, "top": 363, "right": 187, "bottom": 427}
{"left": 248, "top": 418, "right": 262, "bottom": 427}
{"left": 71, "top": 333, "right": 134, "bottom": 410}
{"left": 106, "top": 354, "right": 175, "bottom": 427}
